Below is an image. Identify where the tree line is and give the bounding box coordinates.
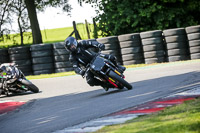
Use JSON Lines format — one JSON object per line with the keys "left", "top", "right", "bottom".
{"left": 0, "top": 0, "right": 71, "bottom": 45}
{"left": 93, "top": 0, "right": 200, "bottom": 37}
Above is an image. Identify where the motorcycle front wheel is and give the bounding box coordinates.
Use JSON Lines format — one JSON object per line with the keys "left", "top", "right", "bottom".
{"left": 20, "top": 79, "right": 39, "bottom": 93}
{"left": 108, "top": 70, "right": 132, "bottom": 90}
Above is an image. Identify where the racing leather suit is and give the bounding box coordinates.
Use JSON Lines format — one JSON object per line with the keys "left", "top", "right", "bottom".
{"left": 69, "top": 40, "right": 117, "bottom": 87}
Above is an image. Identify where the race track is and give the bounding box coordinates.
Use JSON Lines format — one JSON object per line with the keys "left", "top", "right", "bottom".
{"left": 0, "top": 60, "right": 200, "bottom": 133}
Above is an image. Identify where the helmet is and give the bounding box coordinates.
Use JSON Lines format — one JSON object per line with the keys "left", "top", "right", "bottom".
{"left": 64, "top": 37, "right": 78, "bottom": 52}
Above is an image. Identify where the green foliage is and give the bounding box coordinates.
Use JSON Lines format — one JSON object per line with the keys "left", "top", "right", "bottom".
{"left": 94, "top": 0, "right": 200, "bottom": 36}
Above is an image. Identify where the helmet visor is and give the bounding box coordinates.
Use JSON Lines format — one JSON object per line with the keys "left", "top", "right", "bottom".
{"left": 70, "top": 40, "right": 77, "bottom": 52}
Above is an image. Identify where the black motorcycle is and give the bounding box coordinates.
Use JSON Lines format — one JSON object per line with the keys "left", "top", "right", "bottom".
{"left": 0, "top": 63, "right": 39, "bottom": 96}
{"left": 84, "top": 54, "right": 132, "bottom": 90}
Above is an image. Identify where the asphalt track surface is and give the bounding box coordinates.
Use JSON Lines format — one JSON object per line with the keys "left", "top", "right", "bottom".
{"left": 0, "top": 60, "right": 200, "bottom": 133}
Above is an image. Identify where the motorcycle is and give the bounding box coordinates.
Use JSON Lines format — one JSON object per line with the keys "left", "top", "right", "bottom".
{"left": 83, "top": 54, "right": 132, "bottom": 90}
{"left": 0, "top": 63, "right": 39, "bottom": 96}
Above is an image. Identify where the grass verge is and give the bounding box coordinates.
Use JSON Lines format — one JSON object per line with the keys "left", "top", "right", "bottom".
{"left": 0, "top": 23, "right": 96, "bottom": 48}
{"left": 93, "top": 98, "right": 200, "bottom": 133}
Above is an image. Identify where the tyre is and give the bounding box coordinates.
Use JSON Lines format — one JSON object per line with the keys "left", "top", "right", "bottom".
{"left": 143, "top": 43, "right": 164, "bottom": 52}
{"left": 54, "top": 55, "right": 70, "bottom": 62}
{"left": 142, "top": 37, "right": 163, "bottom": 45}
{"left": 32, "top": 63, "right": 54, "bottom": 71}
{"left": 8, "top": 46, "right": 30, "bottom": 54}
{"left": 167, "top": 49, "right": 188, "bottom": 56}
{"left": 144, "top": 50, "right": 165, "bottom": 58}
{"left": 166, "top": 42, "right": 188, "bottom": 49}
{"left": 108, "top": 70, "right": 132, "bottom": 90}
{"left": 31, "top": 50, "right": 52, "bottom": 58}
{"left": 189, "top": 40, "right": 200, "bottom": 47}
{"left": 30, "top": 43, "right": 52, "bottom": 51}
{"left": 168, "top": 55, "right": 189, "bottom": 62}
{"left": 54, "top": 62, "right": 72, "bottom": 68}
{"left": 118, "top": 33, "right": 140, "bottom": 42}
{"left": 20, "top": 79, "right": 39, "bottom": 93}
{"left": 190, "top": 46, "right": 200, "bottom": 54}
{"left": 123, "top": 60, "right": 144, "bottom": 65}
{"left": 10, "top": 53, "right": 31, "bottom": 61}
{"left": 119, "top": 41, "right": 141, "bottom": 48}
{"left": 163, "top": 28, "right": 186, "bottom": 36}
{"left": 0, "top": 49, "right": 9, "bottom": 63}
{"left": 140, "top": 30, "right": 162, "bottom": 39}
{"left": 122, "top": 53, "right": 144, "bottom": 61}
{"left": 55, "top": 68, "right": 74, "bottom": 73}
{"left": 191, "top": 53, "right": 200, "bottom": 59}
{"left": 33, "top": 69, "right": 54, "bottom": 75}
{"left": 32, "top": 56, "right": 53, "bottom": 64}
{"left": 187, "top": 33, "right": 200, "bottom": 41}
{"left": 53, "top": 42, "right": 65, "bottom": 49}
{"left": 165, "top": 35, "right": 187, "bottom": 43}
{"left": 97, "top": 36, "right": 118, "bottom": 44}
{"left": 185, "top": 25, "right": 200, "bottom": 34}
{"left": 145, "top": 57, "right": 166, "bottom": 64}
{"left": 12, "top": 60, "right": 32, "bottom": 66}
{"left": 121, "top": 47, "right": 143, "bottom": 55}
{"left": 54, "top": 49, "right": 69, "bottom": 56}
{"left": 104, "top": 43, "right": 119, "bottom": 50}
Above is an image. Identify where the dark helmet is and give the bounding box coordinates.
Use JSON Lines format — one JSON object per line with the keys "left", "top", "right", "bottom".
{"left": 64, "top": 36, "right": 78, "bottom": 52}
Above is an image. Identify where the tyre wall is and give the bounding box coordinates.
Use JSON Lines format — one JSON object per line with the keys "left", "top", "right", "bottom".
{"left": 186, "top": 25, "right": 200, "bottom": 60}
{"left": 0, "top": 49, "right": 9, "bottom": 64}
{"left": 8, "top": 46, "right": 32, "bottom": 75}
{"left": 1, "top": 25, "right": 199, "bottom": 76}
{"left": 118, "top": 33, "right": 144, "bottom": 65}
{"left": 140, "top": 30, "right": 166, "bottom": 64}
{"left": 30, "top": 43, "right": 54, "bottom": 75}
{"left": 97, "top": 36, "right": 123, "bottom": 65}
{"left": 53, "top": 42, "right": 73, "bottom": 73}
{"left": 163, "top": 28, "right": 190, "bottom": 62}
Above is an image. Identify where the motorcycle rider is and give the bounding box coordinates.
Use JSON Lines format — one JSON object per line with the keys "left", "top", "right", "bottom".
{"left": 64, "top": 36, "right": 126, "bottom": 91}
{"left": 0, "top": 63, "right": 16, "bottom": 95}
{"left": 0, "top": 63, "right": 16, "bottom": 78}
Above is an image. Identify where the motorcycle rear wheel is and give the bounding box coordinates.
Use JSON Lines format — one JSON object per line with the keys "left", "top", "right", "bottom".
{"left": 20, "top": 79, "right": 39, "bottom": 93}
{"left": 108, "top": 70, "right": 132, "bottom": 90}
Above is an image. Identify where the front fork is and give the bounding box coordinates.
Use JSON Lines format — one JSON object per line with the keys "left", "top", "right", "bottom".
{"left": 1, "top": 80, "right": 10, "bottom": 95}
{"left": 16, "top": 78, "right": 28, "bottom": 91}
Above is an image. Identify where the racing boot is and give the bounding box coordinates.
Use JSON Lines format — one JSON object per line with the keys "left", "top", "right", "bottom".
{"left": 101, "top": 84, "right": 109, "bottom": 91}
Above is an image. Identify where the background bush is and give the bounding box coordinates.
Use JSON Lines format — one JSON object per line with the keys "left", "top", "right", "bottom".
{"left": 94, "top": 0, "right": 200, "bottom": 36}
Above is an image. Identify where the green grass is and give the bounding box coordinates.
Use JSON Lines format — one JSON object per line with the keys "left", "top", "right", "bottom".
{"left": 93, "top": 98, "right": 200, "bottom": 133}
{"left": 0, "top": 23, "right": 96, "bottom": 48}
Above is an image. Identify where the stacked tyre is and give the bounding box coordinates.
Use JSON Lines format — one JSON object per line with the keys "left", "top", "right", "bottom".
{"left": 163, "top": 28, "right": 190, "bottom": 62}
{"left": 97, "top": 36, "right": 122, "bottom": 65}
{"left": 140, "top": 30, "right": 166, "bottom": 64}
{"left": 185, "top": 25, "right": 200, "bottom": 60}
{"left": 118, "top": 33, "right": 144, "bottom": 65}
{"left": 0, "top": 49, "right": 9, "bottom": 64}
{"left": 53, "top": 42, "right": 73, "bottom": 73}
{"left": 31, "top": 44, "right": 54, "bottom": 75}
{"left": 8, "top": 46, "right": 32, "bottom": 75}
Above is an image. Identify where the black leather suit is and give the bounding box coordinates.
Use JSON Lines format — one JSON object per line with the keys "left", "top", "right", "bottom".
{"left": 69, "top": 40, "right": 117, "bottom": 87}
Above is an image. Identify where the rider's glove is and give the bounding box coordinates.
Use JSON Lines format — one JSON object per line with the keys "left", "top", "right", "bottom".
{"left": 98, "top": 43, "right": 105, "bottom": 50}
